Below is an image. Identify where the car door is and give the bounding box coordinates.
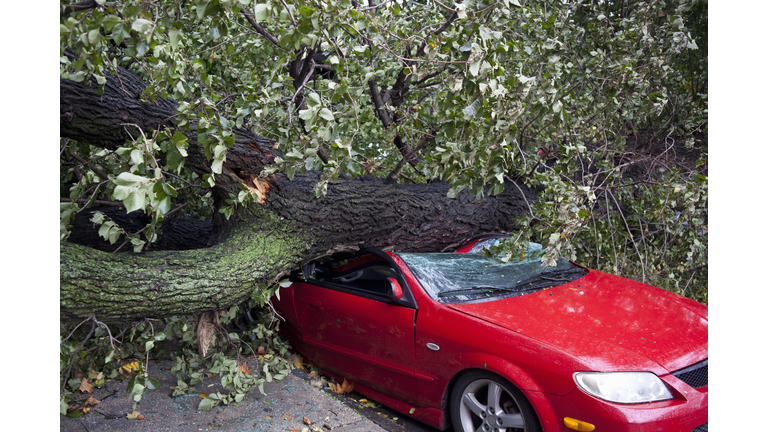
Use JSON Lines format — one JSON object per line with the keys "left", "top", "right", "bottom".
{"left": 293, "top": 251, "right": 419, "bottom": 404}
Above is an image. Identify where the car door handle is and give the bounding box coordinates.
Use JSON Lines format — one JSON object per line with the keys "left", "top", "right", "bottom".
{"left": 302, "top": 296, "right": 322, "bottom": 308}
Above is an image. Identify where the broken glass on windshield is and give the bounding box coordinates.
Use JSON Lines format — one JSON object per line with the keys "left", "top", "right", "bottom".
{"left": 397, "top": 247, "right": 586, "bottom": 303}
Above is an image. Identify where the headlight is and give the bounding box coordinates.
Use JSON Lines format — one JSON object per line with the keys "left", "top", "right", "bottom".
{"left": 573, "top": 372, "right": 674, "bottom": 404}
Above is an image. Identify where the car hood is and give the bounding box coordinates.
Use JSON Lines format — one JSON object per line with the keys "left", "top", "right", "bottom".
{"left": 446, "top": 269, "right": 708, "bottom": 375}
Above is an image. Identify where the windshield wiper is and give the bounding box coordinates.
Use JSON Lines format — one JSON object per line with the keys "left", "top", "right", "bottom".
{"left": 437, "top": 268, "right": 587, "bottom": 299}
{"left": 438, "top": 284, "right": 542, "bottom": 298}
{"left": 513, "top": 268, "right": 586, "bottom": 288}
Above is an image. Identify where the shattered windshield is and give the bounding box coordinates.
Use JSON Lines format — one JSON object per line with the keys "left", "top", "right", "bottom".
{"left": 398, "top": 246, "right": 584, "bottom": 303}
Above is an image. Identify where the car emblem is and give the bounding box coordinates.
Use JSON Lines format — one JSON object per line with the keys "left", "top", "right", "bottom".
{"left": 426, "top": 343, "right": 440, "bottom": 351}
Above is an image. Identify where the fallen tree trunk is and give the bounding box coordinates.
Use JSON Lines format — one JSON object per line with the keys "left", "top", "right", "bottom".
{"left": 60, "top": 68, "right": 535, "bottom": 323}
{"left": 61, "top": 173, "right": 534, "bottom": 322}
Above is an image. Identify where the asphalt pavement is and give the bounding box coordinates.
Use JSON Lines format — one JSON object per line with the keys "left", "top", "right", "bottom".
{"left": 60, "top": 357, "right": 443, "bottom": 432}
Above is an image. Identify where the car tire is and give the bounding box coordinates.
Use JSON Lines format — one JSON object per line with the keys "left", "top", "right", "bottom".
{"left": 450, "top": 370, "right": 541, "bottom": 432}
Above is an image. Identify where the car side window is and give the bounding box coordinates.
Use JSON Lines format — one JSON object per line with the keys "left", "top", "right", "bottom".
{"left": 301, "top": 251, "right": 418, "bottom": 309}
{"left": 313, "top": 259, "right": 398, "bottom": 297}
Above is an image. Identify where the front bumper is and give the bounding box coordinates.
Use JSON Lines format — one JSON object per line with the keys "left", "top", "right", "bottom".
{"left": 534, "top": 378, "right": 707, "bottom": 432}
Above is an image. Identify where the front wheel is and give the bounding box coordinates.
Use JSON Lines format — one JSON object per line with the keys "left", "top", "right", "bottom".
{"left": 450, "top": 371, "right": 541, "bottom": 432}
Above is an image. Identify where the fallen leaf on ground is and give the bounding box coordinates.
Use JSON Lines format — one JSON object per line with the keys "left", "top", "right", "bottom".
{"left": 303, "top": 416, "right": 312, "bottom": 425}
{"left": 79, "top": 378, "right": 94, "bottom": 394}
{"left": 122, "top": 361, "right": 140, "bottom": 372}
{"left": 126, "top": 411, "right": 145, "bottom": 420}
{"left": 239, "top": 362, "right": 252, "bottom": 375}
{"left": 334, "top": 378, "right": 354, "bottom": 394}
{"left": 199, "top": 392, "right": 208, "bottom": 399}
{"left": 282, "top": 414, "right": 294, "bottom": 421}
{"left": 84, "top": 396, "right": 100, "bottom": 406}
{"left": 65, "top": 409, "right": 84, "bottom": 418}
{"left": 257, "top": 346, "right": 266, "bottom": 355}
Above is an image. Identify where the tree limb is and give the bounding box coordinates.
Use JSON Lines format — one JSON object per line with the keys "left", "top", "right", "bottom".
{"left": 63, "top": 0, "right": 97, "bottom": 16}
{"left": 240, "top": 9, "right": 282, "bottom": 49}
{"left": 386, "top": 128, "right": 437, "bottom": 182}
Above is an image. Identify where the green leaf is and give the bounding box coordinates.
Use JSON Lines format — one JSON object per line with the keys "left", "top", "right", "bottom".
{"left": 198, "top": 396, "right": 216, "bottom": 411}
{"left": 212, "top": 144, "right": 227, "bottom": 174}
{"left": 253, "top": 4, "right": 270, "bottom": 21}
{"left": 102, "top": 15, "right": 122, "bottom": 31}
{"left": 132, "top": 18, "right": 152, "bottom": 33}
{"left": 123, "top": 190, "right": 147, "bottom": 213}
{"left": 88, "top": 29, "right": 100, "bottom": 45}
{"left": 136, "top": 41, "right": 149, "bottom": 57}
{"left": 98, "top": 222, "right": 112, "bottom": 239}
{"left": 169, "top": 29, "right": 181, "bottom": 49}
{"left": 146, "top": 378, "right": 161, "bottom": 390}
{"left": 318, "top": 108, "right": 335, "bottom": 121}
{"left": 114, "top": 172, "right": 149, "bottom": 186}
{"left": 307, "top": 92, "right": 321, "bottom": 106}
{"left": 469, "top": 59, "right": 481, "bottom": 77}
{"left": 298, "top": 109, "right": 314, "bottom": 121}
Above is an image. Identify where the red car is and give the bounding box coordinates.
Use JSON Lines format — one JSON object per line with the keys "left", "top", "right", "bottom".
{"left": 271, "top": 237, "right": 708, "bottom": 432}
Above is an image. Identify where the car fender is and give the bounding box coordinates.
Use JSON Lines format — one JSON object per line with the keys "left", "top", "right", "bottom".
{"left": 442, "top": 355, "right": 563, "bottom": 432}
{"left": 449, "top": 351, "right": 548, "bottom": 393}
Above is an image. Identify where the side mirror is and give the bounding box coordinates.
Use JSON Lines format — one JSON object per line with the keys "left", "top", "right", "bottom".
{"left": 387, "top": 277, "right": 403, "bottom": 300}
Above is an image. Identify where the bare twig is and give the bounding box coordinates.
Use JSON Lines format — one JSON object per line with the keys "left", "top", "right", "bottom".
{"left": 386, "top": 128, "right": 436, "bottom": 181}
{"left": 607, "top": 190, "right": 646, "bottom": 282}
{"left": 240, "top": 9, "right": 282, "bottom": 49}
{"left": 70, "top": 153, "right": 110, "bottom": 181}
{"left": 119, "top": 123, "right": 161, "bottom": 170}
{"left": 279, "top": 0, "right": 297, "bottom": 26}
{"left": 61, "top": 319, "right": 96, "bottom": 393}
{"left": 505, "top": 176, "right": 535, "bottom": 219}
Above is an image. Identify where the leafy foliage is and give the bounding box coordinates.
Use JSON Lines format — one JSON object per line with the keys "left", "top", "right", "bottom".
{"left": 60, "top": 0, "right": 706, "bottom": 290}
{"left": 59, "top": 0, "right": 707, "bottom": 413}
{"left": 60, "top": 299, "right": 293, "bottom": 415}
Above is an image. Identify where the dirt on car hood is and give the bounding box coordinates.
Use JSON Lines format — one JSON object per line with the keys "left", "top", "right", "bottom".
{"left": 446, "top": 269, "right": 708, "bottom": 375}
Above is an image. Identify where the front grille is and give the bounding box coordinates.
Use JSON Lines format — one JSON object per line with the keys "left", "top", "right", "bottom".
{"left": 672, "top": 358, "right": 708, "bottom": 388}
{"left": 692, "top": 423, "right": 708, "bottom": 432}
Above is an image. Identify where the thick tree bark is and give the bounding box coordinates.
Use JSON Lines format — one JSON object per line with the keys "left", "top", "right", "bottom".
{"left": 61, "top": 173, "right": 533, "bottom": 322}
{"left": 60, "top": 69, "right": 535, "bottom": 323}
